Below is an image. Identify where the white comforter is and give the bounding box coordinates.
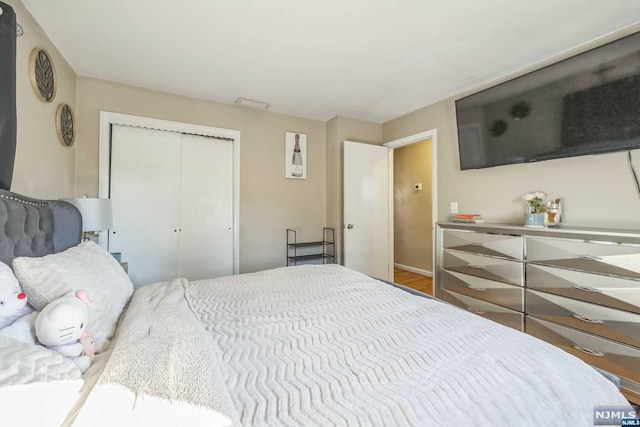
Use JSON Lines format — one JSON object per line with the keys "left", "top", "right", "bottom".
{"left": 72, "top": 265, "right": 630, "bottom": 427}
{"left": 0, "top": 336, "right": 84, "bottom": 427}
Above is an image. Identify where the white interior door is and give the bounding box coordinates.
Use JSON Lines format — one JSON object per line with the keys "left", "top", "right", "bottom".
{"left": 179, "top": 134, "right": 234, "bottom": 280}
{"left": 109, "top": 125, "right": 182, "bottom": 287}
{"left": 343, "top": 141, "right": 390, "bottom": 280}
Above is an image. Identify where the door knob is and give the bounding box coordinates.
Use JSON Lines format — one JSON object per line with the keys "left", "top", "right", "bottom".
{"left": 346, "top": 224, "right": 354, "bottom": 229}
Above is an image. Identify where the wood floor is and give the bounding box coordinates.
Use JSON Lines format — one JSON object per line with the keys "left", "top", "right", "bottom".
{"left": 393, "top": 268, "right": 433, "bottom": 295}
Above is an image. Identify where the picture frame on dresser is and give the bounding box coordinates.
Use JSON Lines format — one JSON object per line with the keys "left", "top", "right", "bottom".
{"left": 435, "top": 222, "right": 640, "bottom": 404}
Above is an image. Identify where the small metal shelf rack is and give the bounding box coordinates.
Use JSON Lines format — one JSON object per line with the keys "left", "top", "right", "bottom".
{"left": 287, "top": 228, "right": 334, "bottom": 266}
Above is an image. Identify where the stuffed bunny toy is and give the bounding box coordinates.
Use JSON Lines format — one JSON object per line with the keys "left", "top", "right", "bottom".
{"left": 35, "top": 289, "right": 93, "bottom": 373}
{"left": 0, "top": 263, "right": 32, "bottom": 328}
{"left": 0, "top": 263, "right": 36, "bottom": 344}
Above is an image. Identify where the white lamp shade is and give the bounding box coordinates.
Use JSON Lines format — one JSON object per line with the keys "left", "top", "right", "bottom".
{"left": 61, "top": 198, "right": 113, "bottom": 232}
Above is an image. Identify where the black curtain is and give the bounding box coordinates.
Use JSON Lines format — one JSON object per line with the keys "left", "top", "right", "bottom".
{"left": 0, "top": 2, "right": 16, "bottom": 190}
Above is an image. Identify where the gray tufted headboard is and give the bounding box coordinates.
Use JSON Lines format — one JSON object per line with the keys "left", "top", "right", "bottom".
{"left": 0, "top": 189, "right": 82, "bottom": 266}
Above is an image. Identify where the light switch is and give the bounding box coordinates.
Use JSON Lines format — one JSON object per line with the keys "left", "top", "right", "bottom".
{"left": 451, "top": 202, "right": 458, "bottom": 213}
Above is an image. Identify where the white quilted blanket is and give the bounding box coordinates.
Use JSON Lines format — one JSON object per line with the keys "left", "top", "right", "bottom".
{"left": 70, "top": 279, "right": 240, "bottom": 427}
{"left": 186, "top": 265, "right": 629, "bottom": 427}
{"left": 0, "top": 336, "right": 83, "bottom": 427}
{"left": 0, "top": 336, "right": 80, "bottom": 385}
{"left": 72, "top": 265, "right": 630, "bottom": 427}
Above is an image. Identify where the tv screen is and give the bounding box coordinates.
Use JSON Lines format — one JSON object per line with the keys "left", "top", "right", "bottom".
{"left": 455, "top": 31, "right": 640, "bottom": 170}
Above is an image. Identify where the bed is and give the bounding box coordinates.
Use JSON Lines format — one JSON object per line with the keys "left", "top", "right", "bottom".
{"left": 0, "top": 189, "right": 634, "bottom": 427}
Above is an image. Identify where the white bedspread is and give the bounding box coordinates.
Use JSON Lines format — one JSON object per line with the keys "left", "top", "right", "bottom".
{"left": 71, "top": 279, "right": 240, "bottom": 427}
{"left": 72, "top": 265, "right": 630, "bottom": 427}
{"left": 0, "top": 336, "right": 83, "bottom": 427}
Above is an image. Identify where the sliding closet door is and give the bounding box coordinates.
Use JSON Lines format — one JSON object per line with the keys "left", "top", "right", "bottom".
{"left": 179, "top": 134, "right": 233, "bottom": 280}
{"left": 109, "top": 125, "right": 182, "bottom": 287}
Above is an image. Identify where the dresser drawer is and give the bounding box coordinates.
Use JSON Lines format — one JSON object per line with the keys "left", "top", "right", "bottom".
{"left": 526, "top": 289, "right": 640, "bottom": 347}
{"left": 443, "top": 250, "right": 524, "bottom": 287}
{"left": 443, "top": 230, "right": 523, "bottom": 260}
{"left": 527, "top": 236, "right": 640, "bottom": 279}
{"left": 442, "top": 289, "right": 524, "bottom": 331}
{"left": 527, "top": 264, "right": 640, "bottom": 314}
{"left": 526, "top": 317, "right": 640, "bottom": 385}
{"left": 442, "top": 270, "right": 524, "bottom": 311}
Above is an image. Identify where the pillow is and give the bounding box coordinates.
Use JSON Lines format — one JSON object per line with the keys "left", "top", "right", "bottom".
{"left": 12, "top": 241, "right": 133, "bottom": 352}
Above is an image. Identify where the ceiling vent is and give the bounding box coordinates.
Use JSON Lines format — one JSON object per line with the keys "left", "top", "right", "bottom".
{"left": 234, "top": 97, "right": 270, "bottom": 110}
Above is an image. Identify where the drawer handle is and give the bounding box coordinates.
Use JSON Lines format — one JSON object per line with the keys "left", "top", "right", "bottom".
{"left": 571, "top": 314, "right": 603, "bottom": 324}
{"left": 467, "top": 264, "right": 486, "bottom": 269}
{"left": 577, "top": 254, "right": 602, "bottom": 261}
{"left": 467, "top": 285, "right": 487, "bottom": 292}
{"left": 572, "top": 285, "right": 602, "bottom": 293}
{"left": 467, "top": 307, "right": 486, "bottom": 315}
{"left": 572, "top": 345, "right": 604, "bottom": 357}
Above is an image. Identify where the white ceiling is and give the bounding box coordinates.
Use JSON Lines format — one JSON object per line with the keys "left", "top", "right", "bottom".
{"left": 22, "top": 0, "right": 640, "bottom": 123}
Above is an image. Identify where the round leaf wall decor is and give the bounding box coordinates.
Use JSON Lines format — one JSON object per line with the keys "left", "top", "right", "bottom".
{"left": 29, "top": 48, "right": 56, "bottom": 102}
{"left": 56, "top": 104, "right": 75, "bottom": 147}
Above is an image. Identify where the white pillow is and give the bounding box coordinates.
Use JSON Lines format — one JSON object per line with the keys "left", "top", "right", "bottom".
{"left": 12, "top": 241, "right": 134, "bottom": 352}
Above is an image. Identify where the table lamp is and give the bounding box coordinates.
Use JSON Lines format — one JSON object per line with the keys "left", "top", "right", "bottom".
{"left": 60, "top": 197, "right": 113, "bottom": 242}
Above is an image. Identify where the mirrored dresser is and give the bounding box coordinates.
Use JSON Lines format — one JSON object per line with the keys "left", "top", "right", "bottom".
{"left": 435, "top": 222, "right": 640, "bottom": 404}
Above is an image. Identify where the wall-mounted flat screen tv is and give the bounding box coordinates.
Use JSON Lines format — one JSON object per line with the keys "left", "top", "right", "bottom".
{"left": 455, "top": 31, "right": 640, "bottom": 170}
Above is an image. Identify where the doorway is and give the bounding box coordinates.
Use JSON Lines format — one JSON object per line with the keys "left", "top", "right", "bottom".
{"left": 342, "top": 129, "right": 437, "bottom": 285}
{"left": 392, "top": 139, "right": 433, "bottom": 294}
{"left": 384, "top": 129, "right": 437, "bottom": 295}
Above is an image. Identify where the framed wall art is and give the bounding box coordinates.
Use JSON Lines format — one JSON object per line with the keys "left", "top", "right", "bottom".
{"left": 56, "top": 103, "right": 75, "bottom": 147}
{"left": 285, "top": 131, "right": 307, "bottom": 179}
{"left": 29, "top": 48, "right": 56, "bottom": 102}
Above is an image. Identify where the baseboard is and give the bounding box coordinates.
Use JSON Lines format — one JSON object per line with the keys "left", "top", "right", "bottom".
{"left": 394, "top": 263, "right": 432, "bottom": 277}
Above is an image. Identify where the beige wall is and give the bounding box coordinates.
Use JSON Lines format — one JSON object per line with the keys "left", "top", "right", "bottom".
{"left": 326, "top": 116, "right": 383, "bottom": 263}
{"left": 75, "top": 77, "right": 326, "bottom": 273}
{"left": 10, "top": 4, "right": 640, "bottom": 274}
{"left": 7, "top": 0, "right": 76, "bottom": 198}
{"left": 394, "top": 139, "right": 432, "bottom": 272}
{"left": 384, "top": 25, "right": 640, "bottom": 230}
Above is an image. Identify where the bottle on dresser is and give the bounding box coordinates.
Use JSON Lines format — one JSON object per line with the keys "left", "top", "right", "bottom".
{"left": 545, "top": 199, "right": 561, "bottom": 226}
